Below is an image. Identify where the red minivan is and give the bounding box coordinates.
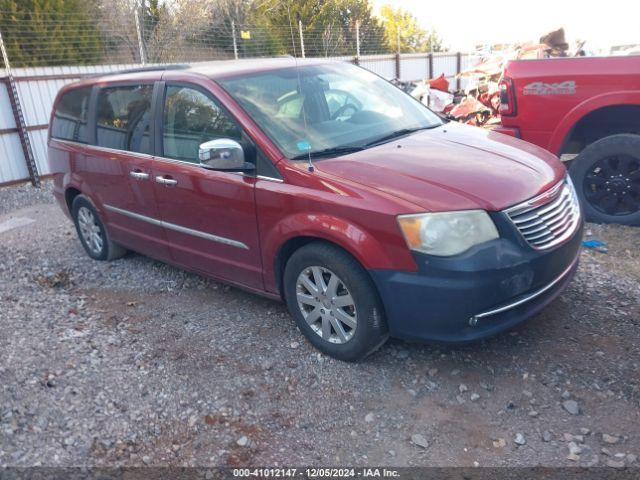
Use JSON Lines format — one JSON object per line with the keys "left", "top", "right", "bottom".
{"left": 48, "top": 59, "right": 583, "bottom": 361}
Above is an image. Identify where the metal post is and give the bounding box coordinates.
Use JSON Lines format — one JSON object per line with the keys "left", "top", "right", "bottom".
{"left": 298, "top": 20, "right": 305, "bottom": 58}
{"left": 428, "top": 52, "right": 433, "bottom": 79}
{"left": 355, "top": 20, "right": 360, "bottom": 64}
{"left": 134, "top": 8, "right": 146, "bottom": 65}
{"left": 456, "top": 51, "right": 462, "bottom": 90}
{"left": 231, "top": 21, "right": 239, "bottom": 59}
{"left": 395, "top": 26, "right": 401, "bottom": 79}
{"left": 0, "top": 30, "right": 40, "bottom": 187}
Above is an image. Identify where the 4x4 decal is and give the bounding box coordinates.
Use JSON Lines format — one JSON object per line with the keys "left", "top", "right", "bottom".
{"left": 523, "top": 81, "right": 576, "bottom": 95}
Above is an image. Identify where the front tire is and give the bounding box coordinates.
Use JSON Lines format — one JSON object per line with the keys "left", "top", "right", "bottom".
{"left": 283, "top": 242, "right": 388, "bottom": 362}
{"left": 72, "top": 195, "right": 127, "bottom": 261}
{"left": 569, "top": 134, "right": 640, "bottom": 225}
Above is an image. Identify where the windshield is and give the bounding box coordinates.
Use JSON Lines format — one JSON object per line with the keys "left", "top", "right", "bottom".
{"left": 218, "top": 63, "right": 443, "bottom": 159}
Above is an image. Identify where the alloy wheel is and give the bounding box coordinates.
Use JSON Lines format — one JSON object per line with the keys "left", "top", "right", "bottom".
{"left": 295, "top": 266, "right": 357, "bottom": 344}
{"left": 77, "top": 206, "right": 104, "bottom": 255}
{"left": 584, "top": 154, "right": 640, "bottom": 215}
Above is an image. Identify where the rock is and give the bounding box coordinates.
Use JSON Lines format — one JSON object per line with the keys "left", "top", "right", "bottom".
{"left": 459, "top": 384, "right": 468, "bottom": 393}
{"left": 602, "top": 433, "right": 620, "bottom": 444}
{"left": 470, "top": 393, "right": 480, "bottom": 402}
{"left": 456, "top": 395, "right": 465, "bottom": 404}
{"left": 562, "top": 400, "right": 580, "bottom": 415}
{"left": 142, "top": 455, "right": 151, "bottom": 464}
{"left": 602, "top": 448, "right": 612, "bottom": 456}
{"left": 236, "top": 436, "right": 249, "bottom": 447}
{"left": 561, "top": 390, "right": 571, "bottom": 400}
{"left": 427, "top": 368, "right": 438, "bottom": 377}
{"left": 480, "top": 382, "right": 493, "bottom": 391}
{"left": 396, "top": 349, "right": 409, "bottom": 360}
{"left": 567, "top": 452, "right": 580, "bottom": 462}
{"left": 580, "top": 428, "right": 591, "bottom": 436}
{"left": 542, "top": 431, "right": 553, "bottom": 442}
{"left": 568, "top": 442, "right": 582, "bottom": 455}
{"left": 514, "top": 433, "right": 526, "bottom": 446}
{"left": 528, "top": 410, "right": 539, "bottom": 418}
{"left": 388, "top": 450, "right": 396, "bottom": 457}
{"left": 290, "top": 341, "right": 299, "bottom": 349}
{"left": 627, "top": 454, "right": 637, "bottom": 464}
{"left": 364, "top": 413, "right": 374, "bottom": 423}
{"left": 450, "top": 369, "right": 460, "bottom": 376}
{"left": 606, "top": 459, "right": 625, "bottom": 469}
{"left": 411, "top": 434, "right": 429, "bottom": 449}
{"left": 493, "top": 438, "right": 506, "bottom": 448}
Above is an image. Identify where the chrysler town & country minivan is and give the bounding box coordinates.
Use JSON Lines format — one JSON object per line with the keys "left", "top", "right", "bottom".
{"left": 48, "top": 59, "right": 583, "bottom": 361}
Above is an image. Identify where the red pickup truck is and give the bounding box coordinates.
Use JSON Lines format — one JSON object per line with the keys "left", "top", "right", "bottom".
{"left": 494, "top": 56, "right": 640, "bottom": 225}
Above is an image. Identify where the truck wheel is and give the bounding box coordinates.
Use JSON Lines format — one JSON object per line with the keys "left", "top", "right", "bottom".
{"left": 72, "top": 195, "right": 127, "bottom": 261}
{"left": 569, "top": 134, "right": 640, "bottom": 225}
{"left": 283, "top": 242, "right": 388, "bottom": 362}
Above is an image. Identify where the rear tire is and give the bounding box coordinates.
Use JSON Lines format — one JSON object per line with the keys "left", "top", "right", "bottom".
{"left": 72, "top": 195, "right": 127, "bottom": 261}
{"left": 283, "top": 242, "right": 388, "bottom": 362}
{"left": 568, "top": 134, "right": 640, "bottom": 225}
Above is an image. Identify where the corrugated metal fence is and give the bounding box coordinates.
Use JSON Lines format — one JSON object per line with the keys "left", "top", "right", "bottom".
{"left": 0, "top": 53, "right": 472, "bottom": 186}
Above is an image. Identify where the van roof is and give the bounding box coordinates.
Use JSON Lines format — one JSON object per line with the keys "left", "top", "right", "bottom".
{"left": 82, "top": 57, "right": 337, "bottom": 84}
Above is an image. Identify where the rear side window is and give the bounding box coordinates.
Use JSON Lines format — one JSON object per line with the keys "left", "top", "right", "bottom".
{"left": 162, "top": 85, "right": 240, "bottom": 163}
{"left": 96, "top": 85, "right": 153, "bottom": 154}
{"left": 51, "top": 87, "right": 91, "bottom": 143}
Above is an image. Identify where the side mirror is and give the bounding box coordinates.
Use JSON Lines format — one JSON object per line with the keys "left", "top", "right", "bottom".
{"left": 198, "top": 139, "right": 255, "bottom": 172}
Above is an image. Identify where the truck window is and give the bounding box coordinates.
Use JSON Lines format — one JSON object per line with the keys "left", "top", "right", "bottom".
{"left": 96, "top": 85, "right": 153, "bottom": 154}
{"left": 51, "top": 87, "right": 91, "bottom": 144}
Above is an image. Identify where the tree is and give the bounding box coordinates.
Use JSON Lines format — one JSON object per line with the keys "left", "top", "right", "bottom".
{"left": 378, "top": 4, "right": 443, "bottom": 53}
{"left": 249, "top": 0, "right": 386, "bottom": 57}
{"left": 96, "top": 0, "right": 212, "bottom": 63}
{"left": 0, "top": 0, "right": 103, "bottom": 67}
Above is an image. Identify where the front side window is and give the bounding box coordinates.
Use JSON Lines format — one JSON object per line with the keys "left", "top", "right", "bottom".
{"left": 51, "top": 87, "right": 91, "bottom": 143}
{"left": 162, "top": 85, "right": 240, "bottom": 163}
{"left": 96, "top": 85, "right": 153, "bottom": 154}
{"left": 218, "top": 63, "right": 443, "bottom": 160}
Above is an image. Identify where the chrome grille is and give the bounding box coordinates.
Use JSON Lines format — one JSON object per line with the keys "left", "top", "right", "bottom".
{"left": 505, "top": 178, "right": 581, "bottom": 250}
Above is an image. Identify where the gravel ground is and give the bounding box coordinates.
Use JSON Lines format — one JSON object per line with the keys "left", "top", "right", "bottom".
{"left": 0, "top": 180, "right": 639, "bottom": 468}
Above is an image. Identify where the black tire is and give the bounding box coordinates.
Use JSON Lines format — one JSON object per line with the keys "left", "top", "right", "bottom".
{"left": 71, "top": 195, "right": 127, "bottom": 261}
{"left": 283, "top": 241, "right": 388, "bottom": 362}
{"left": 568, "top": 134, "right": 640, "bottom": 225}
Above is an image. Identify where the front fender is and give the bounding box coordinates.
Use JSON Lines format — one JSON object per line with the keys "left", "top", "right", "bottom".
{"left": 261, "top": 212, "right": 413, "bottom": 294}
{"left": 549, "top": 91, "right": 640, "bottom": 154}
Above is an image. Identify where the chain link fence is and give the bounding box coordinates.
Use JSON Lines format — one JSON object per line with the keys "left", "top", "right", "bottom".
{"left": 0, "top": 7, "right": 444, "bottom": 68}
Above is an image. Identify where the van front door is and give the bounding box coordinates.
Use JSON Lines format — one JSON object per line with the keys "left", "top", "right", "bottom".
{"left": 151, "top": 83, "right": 263, "bottom": 290}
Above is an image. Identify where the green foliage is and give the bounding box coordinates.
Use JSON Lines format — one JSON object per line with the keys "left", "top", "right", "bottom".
{"left": 0, "top": 0, "right": 103, "bottom": 67}
{"left": 379, "top": 4, "right": 443, "bottom": 53}
{"left": 247, "top": 0, "right": 387, "bottom": 57}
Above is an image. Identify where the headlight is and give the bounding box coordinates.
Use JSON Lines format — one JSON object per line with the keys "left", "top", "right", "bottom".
{"left": 397, "top": 210, "right": 499, "bottom": 256}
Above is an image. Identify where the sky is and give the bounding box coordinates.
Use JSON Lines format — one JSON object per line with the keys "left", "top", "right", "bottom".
{"left": 373, "top": 0, "right": 640, "bottom": 53}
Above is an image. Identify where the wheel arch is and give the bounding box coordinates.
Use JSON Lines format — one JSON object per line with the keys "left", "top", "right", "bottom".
{"left": 552, "top": 92, "right": 640, "bottom": 155}
{"left": 265, "top": 212, "right": 407, "bottom": 297}
{"left": 64, "top": 186, "right": 83, "bottom": 214}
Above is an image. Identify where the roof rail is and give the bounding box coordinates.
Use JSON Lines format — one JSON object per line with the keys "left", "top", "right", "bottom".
{"left": 88, "top": 64, "right": 190, "bottom": 78}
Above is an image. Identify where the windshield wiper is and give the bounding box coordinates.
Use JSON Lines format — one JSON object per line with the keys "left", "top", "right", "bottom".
{"left": 364, "top": 125, "right": 436, "bottom": 148}
{"left": 291, "top": 145, "right": 364, "bottom": 160}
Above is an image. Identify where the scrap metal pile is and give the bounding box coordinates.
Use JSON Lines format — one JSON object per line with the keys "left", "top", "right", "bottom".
{"left": 404, "top": 28, "right": 584, "bottom": 127}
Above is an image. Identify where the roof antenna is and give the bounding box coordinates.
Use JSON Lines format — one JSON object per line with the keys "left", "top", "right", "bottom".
{"left": 287, "top": 4, "right": 314, "bottom": 172}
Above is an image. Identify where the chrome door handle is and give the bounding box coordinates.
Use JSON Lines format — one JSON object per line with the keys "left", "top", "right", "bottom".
{"left": 129, "top": 171, "right": 149, "bottom": 180}
{"left": 155, "top": 175, "right": 177, "bottom": 186}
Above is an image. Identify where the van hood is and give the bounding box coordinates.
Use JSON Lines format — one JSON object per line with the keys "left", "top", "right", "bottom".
{"left": 316, "top": 122, "right": 566, "bottom": 212}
